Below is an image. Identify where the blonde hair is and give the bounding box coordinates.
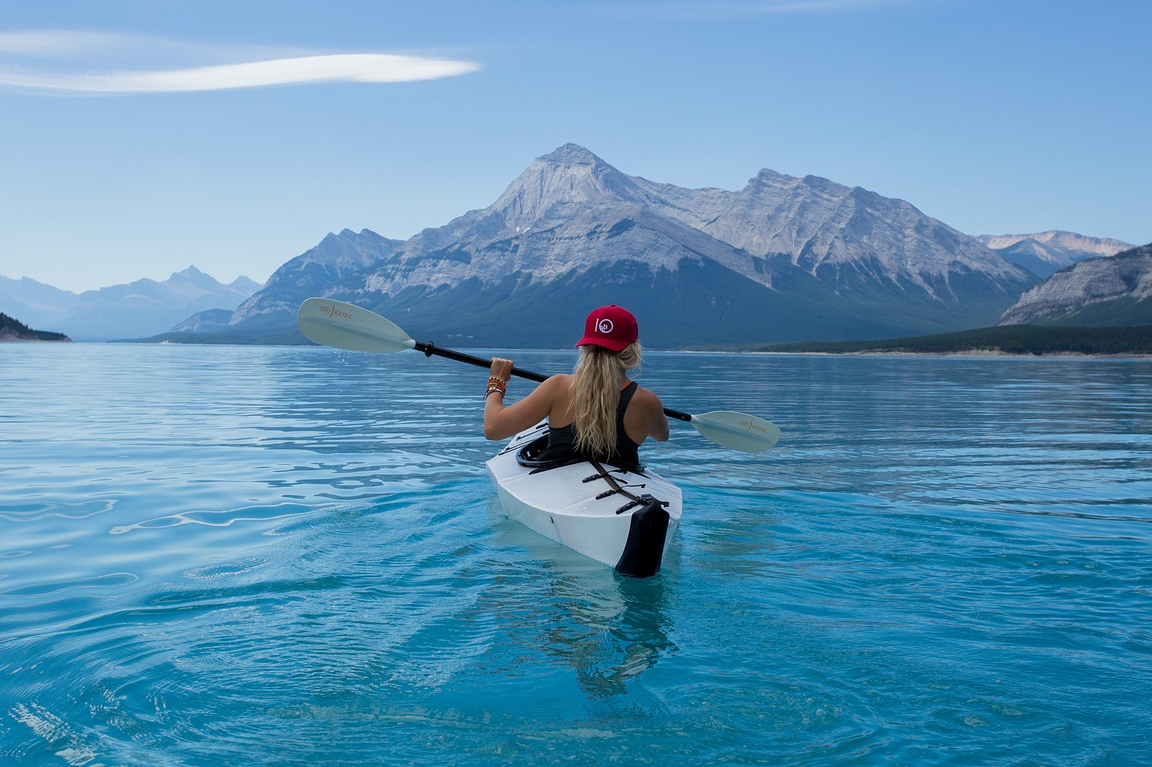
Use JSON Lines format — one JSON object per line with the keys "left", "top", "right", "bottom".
{"left": 571, "top": 342, "right": 642, "bottom": 459}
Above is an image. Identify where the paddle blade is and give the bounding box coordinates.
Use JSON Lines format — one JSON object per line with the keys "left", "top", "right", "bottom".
{"left": 297, "top": 298, "right": 416, "bottom": 353}
{"left": 688, "top": 411, "right": 781, "bottom": 453}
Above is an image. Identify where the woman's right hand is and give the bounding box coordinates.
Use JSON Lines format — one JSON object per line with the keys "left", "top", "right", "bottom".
{"left": 489, "top": 357, "right": 514, "bottom": 382}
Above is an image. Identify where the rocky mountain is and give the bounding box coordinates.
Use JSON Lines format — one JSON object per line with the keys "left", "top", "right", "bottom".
{"left": 978, "top": 231, "right": 1134, "bottom": 278}
{"left": 223, "top": 144, "right": 1039, "bottom": 348}
{"left": 998, "top": 243, "right": 1152, "bottom": 326}
{"left": 0, "top": 267, "right": 263, "bottom": 341}
{"left": 222, "top": 229, "right": 403, "bottom": 341}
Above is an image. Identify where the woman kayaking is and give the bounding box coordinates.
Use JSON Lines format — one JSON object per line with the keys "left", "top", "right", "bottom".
{"left": 483, "top": 304, "right": 669, "bottom": 469}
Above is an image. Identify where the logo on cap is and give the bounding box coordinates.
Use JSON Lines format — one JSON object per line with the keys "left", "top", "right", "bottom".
{"left": 577, "top": 304, "right": 638, "bottom": 351}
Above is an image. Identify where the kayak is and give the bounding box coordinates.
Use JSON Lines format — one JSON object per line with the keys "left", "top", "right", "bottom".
{"left": 485, "top": 422, "right": 683, "bottom": 577}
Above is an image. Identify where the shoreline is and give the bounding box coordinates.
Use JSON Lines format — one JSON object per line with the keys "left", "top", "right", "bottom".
{"left": 747, "top": 349, "right": 1152, "bottom": 359}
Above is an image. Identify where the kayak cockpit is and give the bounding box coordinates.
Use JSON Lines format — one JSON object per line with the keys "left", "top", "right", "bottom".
{"left": 512, "top": 426, "right": 645, "bottom": 476}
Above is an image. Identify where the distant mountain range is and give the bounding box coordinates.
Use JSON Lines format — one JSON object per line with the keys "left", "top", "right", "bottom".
{"left": 999, "top": 243, "right": 1152, "bottom": 326}
{"left": 169, "top": 144, "right": 1138, "bottom": 349}
{"left": 976, "top": 231, "right": 1132, "bottom": 278}
{"left": 0, "top": 267, "right": 263, "bottom": 341}
{"left": 5, "top": 144, "right": 1142, "bottom": 347}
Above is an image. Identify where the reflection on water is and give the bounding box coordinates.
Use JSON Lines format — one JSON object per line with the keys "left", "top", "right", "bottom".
{"left": 487, "top": 510, "right": 677, "bottom": 697}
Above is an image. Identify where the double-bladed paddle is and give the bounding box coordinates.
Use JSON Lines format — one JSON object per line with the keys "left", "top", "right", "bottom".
{"left": 297, "top": 297, "right": 781, "bottom": 453}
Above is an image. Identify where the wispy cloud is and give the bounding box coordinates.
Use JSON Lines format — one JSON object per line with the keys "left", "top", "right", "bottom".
{"left": 0, "top": 31, "right": 480, "bottom": 94}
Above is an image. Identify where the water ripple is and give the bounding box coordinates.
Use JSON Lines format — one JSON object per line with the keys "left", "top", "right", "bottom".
{"left": 3, "top": 346, "right": 1151, "bottom": 765}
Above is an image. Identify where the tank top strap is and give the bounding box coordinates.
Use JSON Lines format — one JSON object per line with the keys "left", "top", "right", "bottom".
{"left": 613, "top": 382, "right": 642, "bottom": 469}
{"left": 616, "top": 381, "right": 638, "bottom": 416}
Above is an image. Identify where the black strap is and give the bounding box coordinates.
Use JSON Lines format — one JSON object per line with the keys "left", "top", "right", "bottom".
{"left": 587, "top": 458, "right": 670, "bottom": 515}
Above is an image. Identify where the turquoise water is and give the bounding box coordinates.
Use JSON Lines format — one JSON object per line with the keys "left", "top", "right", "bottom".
{"left": 2, "top": 344, "right": 1150, "bottom": 766}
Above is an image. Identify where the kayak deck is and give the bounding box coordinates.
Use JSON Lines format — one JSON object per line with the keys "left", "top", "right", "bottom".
{"left": 485, "top": 423, "right": 682, "bottom": 576}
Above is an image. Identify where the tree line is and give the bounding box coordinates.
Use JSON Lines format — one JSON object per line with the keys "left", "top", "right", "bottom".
{"left": 0, "top": 312, "right": 70, "bottom": 341}
{"left": 761, "top": 325, "right": 1152, "bottom": 356}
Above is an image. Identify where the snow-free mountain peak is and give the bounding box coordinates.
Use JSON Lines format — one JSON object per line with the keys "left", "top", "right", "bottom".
{"left": 980, "top": 230, "right": 1132, "bottom": 257}
{"left": 490, "top": 143, "right": 652, "bottom": 228}
{"left": 976, "top": 231, "right": 1136, "bottom": 278}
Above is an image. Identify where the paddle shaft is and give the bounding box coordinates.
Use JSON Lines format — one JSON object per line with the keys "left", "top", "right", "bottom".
{"left": 414, "top": 340, "right": 694, "bottom": 423}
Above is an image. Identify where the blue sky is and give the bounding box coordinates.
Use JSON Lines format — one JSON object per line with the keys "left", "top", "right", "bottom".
{"left": 2, "top": 0, "right": 1149, "bottom": 292}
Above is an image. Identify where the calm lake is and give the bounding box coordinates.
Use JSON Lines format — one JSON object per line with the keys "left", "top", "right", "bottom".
{"left": 2, "top": 344, "right": 1150, "bottom": 766}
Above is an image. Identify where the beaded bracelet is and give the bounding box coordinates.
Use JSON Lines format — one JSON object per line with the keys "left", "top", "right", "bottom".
{"left": 486, "top": 376, "right": 507, "bottom": 399}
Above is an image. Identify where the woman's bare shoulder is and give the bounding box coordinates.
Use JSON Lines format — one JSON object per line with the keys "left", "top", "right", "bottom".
{"left": 542, "top": 373, "right": 573, "bottom": 390}
{"left": 634, "top": 384, "right": 664, "bottom": 410}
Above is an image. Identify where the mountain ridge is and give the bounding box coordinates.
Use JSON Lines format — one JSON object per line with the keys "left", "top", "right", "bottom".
{"left": 339, "top": 144, "right": 1036, "bottom": 346}
{"left": 1, "top": 266, "right": 263, "bottom": 340}
{"left": 977, "top": 230, "right": 1134, "bottom": 278}
{"left": 11, "top": 144, "right": 1137, "bottom": 347}
{"left": 999, "top": 243, "right": 1152, "bottom": 326}
{"left": 202, "top": 144, "right": 1130, "bottom": 348}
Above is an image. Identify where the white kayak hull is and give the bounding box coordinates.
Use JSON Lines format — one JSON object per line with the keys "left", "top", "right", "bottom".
{"left": 485, "top": 423, "right": 682, "bottom": 577}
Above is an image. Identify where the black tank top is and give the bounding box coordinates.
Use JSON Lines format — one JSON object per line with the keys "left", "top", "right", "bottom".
{"left": 540, "top": 381, "right": 641, "bottom": 469}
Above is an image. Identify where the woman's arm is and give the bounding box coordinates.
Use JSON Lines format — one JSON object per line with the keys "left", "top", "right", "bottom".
{"left": 647, "top": 391, "right": 670, "bottom": 442}
{"left": 623, "top": 386, "right": 670, "bottom": 444}
{"left": 483, "top": 358, "right": 560, "bottom": 440}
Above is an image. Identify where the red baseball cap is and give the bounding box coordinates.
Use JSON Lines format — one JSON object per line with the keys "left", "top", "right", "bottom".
{"left": 576, "top": 305, "right": 638, "bottom": 352}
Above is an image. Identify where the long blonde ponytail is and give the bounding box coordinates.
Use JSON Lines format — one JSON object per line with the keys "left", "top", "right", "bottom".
{"left": 571, "top": 342, "right": 642, "bottom": 459}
